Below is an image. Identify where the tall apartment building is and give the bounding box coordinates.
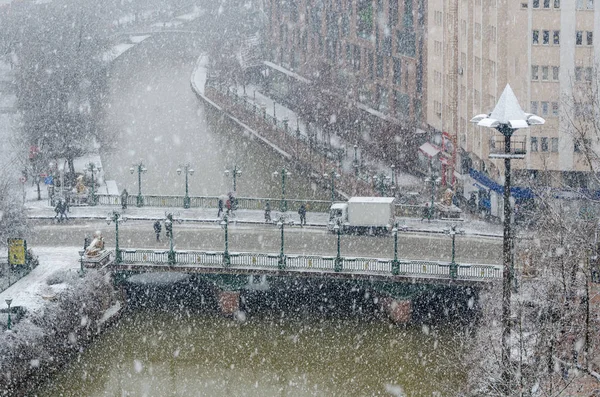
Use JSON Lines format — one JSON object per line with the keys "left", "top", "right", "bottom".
{"left": 261, "top": 0, "right": 427, "bottom": 167}
{"left": 428, "top": 0, "right": 599, "bottom": 198}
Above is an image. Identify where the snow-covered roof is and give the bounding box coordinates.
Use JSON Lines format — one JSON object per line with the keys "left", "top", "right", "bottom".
{"left": 419, "top": 142, "right": 440, "bottom": 158}
{"left": 348, "top": 197, "right": 395, "bottom": 204}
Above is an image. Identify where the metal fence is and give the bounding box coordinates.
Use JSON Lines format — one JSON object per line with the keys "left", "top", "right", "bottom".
{"left": 117, "top": 248, "right": 501, "bottom": 282}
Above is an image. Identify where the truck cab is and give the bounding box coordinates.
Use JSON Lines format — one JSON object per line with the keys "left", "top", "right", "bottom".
{"left": 328, "top": 202, "right": 348, "bottom": 231}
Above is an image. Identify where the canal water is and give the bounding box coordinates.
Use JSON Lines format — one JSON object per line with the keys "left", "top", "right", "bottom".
{"left": 33, "top": 278, "right": 467, "bottom": 396}
{"left": 101, "top": 34, "right": 328, "bottom": 201}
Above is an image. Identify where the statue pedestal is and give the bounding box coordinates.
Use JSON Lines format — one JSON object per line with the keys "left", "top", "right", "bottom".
{"left": 79, "top": 250, "right": 111, "bottom": 268}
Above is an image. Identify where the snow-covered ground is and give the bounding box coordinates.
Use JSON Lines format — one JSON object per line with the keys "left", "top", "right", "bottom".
{"left": 0, "top": 246, "right": 81, "bottom": 314}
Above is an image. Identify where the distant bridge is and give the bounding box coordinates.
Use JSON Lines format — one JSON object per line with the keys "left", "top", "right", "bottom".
{"left": 96, "top": 248, "right": 502, "bottom": 286}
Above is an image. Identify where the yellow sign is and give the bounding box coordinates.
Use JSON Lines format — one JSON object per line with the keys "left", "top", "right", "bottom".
{"left": 8, "top": 238, "right": 26, "bottom": 266}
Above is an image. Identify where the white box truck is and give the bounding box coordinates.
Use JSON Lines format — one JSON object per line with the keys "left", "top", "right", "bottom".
{"left": 327, "top": 197, "right": 396, "bottom": 235}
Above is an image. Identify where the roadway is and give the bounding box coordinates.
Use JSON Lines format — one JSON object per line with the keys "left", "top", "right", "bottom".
{"left": 29, "top": 220, "right": 502, "bottom": 264}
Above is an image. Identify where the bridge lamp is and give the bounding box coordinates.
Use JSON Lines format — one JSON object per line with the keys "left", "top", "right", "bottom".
{"left": 324, "top": 169, "right": 340, "bottom": 204}
{"left": 424, "top": 174, "right": 441, "bottom": 221}
{"left": 220, "top": 215, "right": 230, "bottom": 266}
{"left": 444, "top": 225, "right": 464, "bottom": 279}
{"left": 373, "top": 172, "right": 391, "bottom": 196}
{"left": 353, "top": 144, "right": 359, "bottom": 177}
{"left": 85, "top": 162, "right": 101, "bottom": 206}
{"left": 272, "top": 168, "right": 291, "bottom": 212}
{"left": 5, "top": 299, "right": 12, "bottom": 331}
{"left": 130, "top": 161, "right": 148, "bottom": 207}
{"left": 106, "top": 211, "right": 127, "bottom": 263}
{"left": 391, "top": 223, "right": 408, "bottom": 275}
{"left": 177, "top": 164, "right": 194, "bottom": 209}
{"left": 277, "top": 216, "right": 288, "bottom": 270}
{"left": 333, "top": 222, "right": 342, "bottom": 272}
{"left": 224, "top": 165, "right": 242, "bottom": 193}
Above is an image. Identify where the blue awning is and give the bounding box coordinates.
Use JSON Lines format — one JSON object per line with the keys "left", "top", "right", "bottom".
{"left": 469, "top": 169, "right": 534, "bottom": 200}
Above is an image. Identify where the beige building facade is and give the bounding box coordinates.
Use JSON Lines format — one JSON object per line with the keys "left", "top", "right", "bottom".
{"left": 428, "top": 0, "right": 599, "bottom": 190}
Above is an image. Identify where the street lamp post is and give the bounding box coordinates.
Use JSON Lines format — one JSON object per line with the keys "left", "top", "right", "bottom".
{"left": 224, "top": 165, "right": 242, "bottom": 194}
{"left": 424, "top": 173, "right": 441, "bottom": 221}
{"left": 130, "top": 161, "right": 147, "bottom": 207}
{"left": 164, "top": 212, "right": 180, "bottom": 265}
{"left": 85, "top": 162, "right": 101, "bottom": 206}
{"left": 106, "top": 211, "right": 127, "bottom": 263}
{"left": 391, "top": 223, "right": 408, "bottom": 275}
{"left": 324, "top": 169, "right": 340, "bottom": 204}
{"left": 390, "top": 164, "right": 396, "bottom": 197}
{"left": 5, "top": 299, "right": 12, "bottom": 331}
{"left": 273, "top": 168, "right": 291, "bottom": 212}
{"left": 333, "top": 221, "right": 342, "bottom": 272}
{"left": 373, "top": 172, "right": 391, "bottom": 196}
{"left": 220, "top": 214, "right": 230, "bottom": 266}
{"left": 177, "top": 164, "right": 194, "bottom": 209}
{"left": 277, "top": 215, "right": 287, "bottom": 269}
{"left": 471, "top": 84, "right": 545, "bottom": 390}
{"left": 353, "top": 144, "right": 359, "bottom": 177}
{"left": 444, "top": 225, "right": 464, "bottom": 279}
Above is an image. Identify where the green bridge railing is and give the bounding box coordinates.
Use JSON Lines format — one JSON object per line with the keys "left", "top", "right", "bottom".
{"left": 112, "top": 249, "right": 502, "bottom": 282}
{"left": 92, "top": 194, "right": 424, "bottom": 218}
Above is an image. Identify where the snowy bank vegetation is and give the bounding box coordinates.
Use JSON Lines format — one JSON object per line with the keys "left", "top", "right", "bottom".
{"left": 0, "top": 270, "right": 116, "bottom": 396}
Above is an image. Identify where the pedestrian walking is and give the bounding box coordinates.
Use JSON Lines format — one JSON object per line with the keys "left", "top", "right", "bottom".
{"left": 53, "top": 199, "right": 62, "bottom": 222}
{"left": 264, "top": 201, "right": 271, "bottom": 223}
{"left": 217, "top": 198, "right": 224, "bottom": 218}
{"left": 298, "top": 204, "right": 306, "bottom": 226}
{"left": 421, "top": 203, "right": 430, "bottom": 222}
{"left": 121, "top": 189, "right": 129, "bottom": 210}
{"left": 226, "top": 198, "right": 232, "bottom": 216}
{"left": 56, "top": 199, "right": 68, "bottom": 222}
{"left": 153, "top": 220, "right": 162, "bottom": 242}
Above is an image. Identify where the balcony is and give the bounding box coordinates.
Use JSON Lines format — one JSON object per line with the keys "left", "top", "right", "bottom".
{"left": 489, "top": 137, "right": 527, "bottom": 159}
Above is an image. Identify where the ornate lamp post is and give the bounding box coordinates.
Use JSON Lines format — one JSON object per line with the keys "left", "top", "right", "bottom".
{"left": 272, "top": 168, "right": 292, "bottom": 212}
{"left": 220, "top": 214, "right": 230, "bottom": 266}
{"left": 5, "top": 299, "right": 12, "bottom": 331}
{"left": 324, "top": 169, "right": 340, "bottom": 204}
{"left": 470, "top": 84, "right": 545, "bottom": 390}
{"left": 106, "top": 211, "right": 127, "bottom": 263}
{"left": 333, "top": 221, "right": 342, "bottom": 272}
{"left": 444, "top": 225, "right": 464, "bottom": 279}
{"left": 130, "top": 161, "right": 147, "bottom": 207}
{"left": 391, "top": 223, "right": 407, "bottom": 275}
{"left": 424, "top": 173, "right": 441, "bottom": 221}
{"left": 164, "top": 212, "right": 180, "bottom": 265}
{"left": 224, "top": 165, "right": 242, "bottom": 193}
{"left": 353, "top": 144, "right": 359, "bottom": 177}
{"left": 177, "top": 164, "right": 194, "bottom": 209}
{"left": 373, "top": 172, "right": 391, "bottom": 196}
{"left": 390, "top": 164, "right": 397, "bottom": 197}
{"left": 276, "top": 215, "right": 288, "bottom": 270}
{"left": 85, "top": 162, "right": 101, "bottom": 206}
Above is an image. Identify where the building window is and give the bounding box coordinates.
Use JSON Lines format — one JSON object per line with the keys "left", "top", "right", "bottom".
{"left": 376, "top": 54, "right": 384, "bottom": 77}
{"left": 574, "top": 140, "right": 581, "bottom": 153}
{"left": 531, "top": 137, "right": 538, "bottom": 152}
{"left": 541, "top": 137, "right": 549, "bottom": 152}
{"left": 585, "top": 67, "right": 593, "bottom": 81}
{"left": 393, "top": 58, "right": 401, "bottom": 85}
{"left": 553, "top": 30, "right": 560, "bottom": 45}
{"left": 587, "top": 31, "right": 593, "bottom": 45}
{"left": 552, "top": 101, "right": 559, "bottom": 116}
{"left": 544, "top": 0, "right": 551, "bottom": 7}
{"left": 543, "top": 30, "right": 550, "bottom": 44}
{"left": 541, "top": 101, "right": 549, "bottom": 115}
{"left": 357, "top": 0, "right": 373, "bottom": 39}
{"left": 576, "top": 31, "right": 583, "bottom": 45}
{"left": 575, "top": 66, "right": 583, "bottom": 81}
{"left": 403, "top": 0, "right": 413, "bottom": 28}
{"left": 532, "top": 30, "right": 539, "bottom": 44}
{"left": 531, "top": 65, "right": 539, "bottom": 80}
{"left": 533, "top": 0, "right": 540, "bottom": 7}
{"left": 551, "top": 137, "right": 559, "bottom": 152}
{"left": 552, "top": 66, "right": 560, "bottom": 80}
{"left": 554, "top": 0, "right": 560, "bottom": 7}
{"left": 394, "top": 90, "right": 410, "bottom": 118}
{"left": 542, "top": 66, "right": 549, "bottom": 80}
{"left": 531, "top": 101, "right": 539, "bottom": 114}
